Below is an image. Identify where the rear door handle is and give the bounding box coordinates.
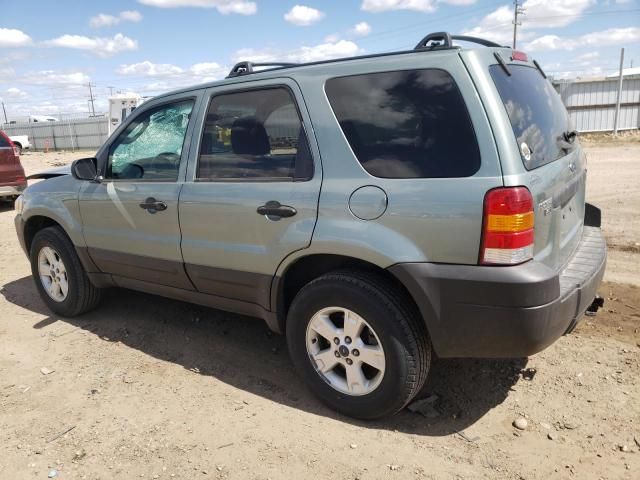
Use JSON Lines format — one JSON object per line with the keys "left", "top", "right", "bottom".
{"left": 257, "top": 201, "right": 297, "bottom": 218}
{"left": 139, "top": 197, "right": 167, "bottom": 213}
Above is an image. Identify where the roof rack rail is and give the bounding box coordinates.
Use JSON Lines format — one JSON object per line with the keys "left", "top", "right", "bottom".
{"left": 226, "top": 61, "right": 298, "bottom": 78}
{"left": 414, "top": 32, "right": 503, "bottom": 50}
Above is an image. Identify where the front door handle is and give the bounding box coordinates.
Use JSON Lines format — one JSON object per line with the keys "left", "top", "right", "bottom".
{"left": 139, "top": 197, "right": 167, "bottom": 213}
{"left": 257, "top": 201, "right": 297, "bottom": 218}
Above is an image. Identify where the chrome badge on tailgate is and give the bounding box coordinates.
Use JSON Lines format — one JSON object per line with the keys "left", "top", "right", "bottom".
{"left": 539, "top": 198, "right": 553, "bottom": 217}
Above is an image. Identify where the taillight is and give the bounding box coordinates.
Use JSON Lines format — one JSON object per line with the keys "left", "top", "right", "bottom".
{"left": 480, "top": 187, "right": 534, "bottom": 265}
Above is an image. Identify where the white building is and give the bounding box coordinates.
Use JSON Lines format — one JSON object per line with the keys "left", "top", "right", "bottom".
{"left": 108, "top": 93, "right": 144, "bottom": 135}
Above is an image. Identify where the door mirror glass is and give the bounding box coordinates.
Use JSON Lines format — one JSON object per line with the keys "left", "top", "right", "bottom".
{"left": 71, "top": 157, "right": 98, "bottom": 181}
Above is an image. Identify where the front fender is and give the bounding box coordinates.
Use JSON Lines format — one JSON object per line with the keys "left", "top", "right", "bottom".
{"left": 21, "top": 175, "right": 85, "bottom": 248}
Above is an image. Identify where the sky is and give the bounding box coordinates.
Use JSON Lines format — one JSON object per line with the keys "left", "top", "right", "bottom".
{"left": 0, "top": 0, "right": 639, "bottom": 118}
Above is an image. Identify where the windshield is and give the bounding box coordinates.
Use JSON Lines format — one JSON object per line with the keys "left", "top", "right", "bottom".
{"left": 490, "top": 64, "right": 575, "bottom": 170}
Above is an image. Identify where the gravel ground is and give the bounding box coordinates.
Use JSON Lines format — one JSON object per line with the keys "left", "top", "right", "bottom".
{"left": 0, "top": 141, "right": 638, "bottom": 479}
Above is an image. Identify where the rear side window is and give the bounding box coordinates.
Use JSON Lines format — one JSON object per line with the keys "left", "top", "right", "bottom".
{"left": 325, "top": 69, "right": 480, "bottom": 179}
{"left": 197, "top": 87, "right": 313, "bottom": 181}
{"left": 490, "top": 65, "right": 575, "bottom": 170}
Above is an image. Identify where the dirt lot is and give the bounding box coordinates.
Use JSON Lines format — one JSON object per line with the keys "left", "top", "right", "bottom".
{"left": 1, "top": 142, "right": 639, "bottom": 479}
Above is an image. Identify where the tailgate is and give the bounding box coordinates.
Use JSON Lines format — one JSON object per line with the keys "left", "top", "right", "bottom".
{"left": 487, "top": 60, "right": 585, "bottom": 271}
{"left": 527, "top": 148, "right": 585, "bottom": 270}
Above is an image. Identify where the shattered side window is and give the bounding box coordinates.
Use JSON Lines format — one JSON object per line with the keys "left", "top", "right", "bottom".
{"left": 107, "top": 100, "right": 194, "bottom": 181}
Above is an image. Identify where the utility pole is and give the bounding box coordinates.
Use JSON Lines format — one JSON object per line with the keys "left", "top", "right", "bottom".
{"left": 86, "top": 82, "right": 96, "bottom": 117}
{"left": 107, "top": 86, "right": 115, "bottom": 96}
{"left": 1, "top": 102, "right": 7, "bottom": 124}
{"left": 613, "top": 48, "right": 625, "bottom": 136}
{"left": 513, "top": 1, "right": 525, "bottom": 49}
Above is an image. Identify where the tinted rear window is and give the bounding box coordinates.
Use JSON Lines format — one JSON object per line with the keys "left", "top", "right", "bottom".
{"left": 0, "top": 133, "right": 10, "bottom": 148}
{"left": 490, "top": 64, "right": 575, "bottom": 170}
{"left": 326, "top": 69, "right": 480, "bottom": 179}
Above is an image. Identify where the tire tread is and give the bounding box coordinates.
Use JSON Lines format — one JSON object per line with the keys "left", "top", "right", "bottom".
{"left": 30, "top": 226, "right": 102, "bottom": 316}
{"left": 290, "top": 268, "right": 431, "bottom": 418}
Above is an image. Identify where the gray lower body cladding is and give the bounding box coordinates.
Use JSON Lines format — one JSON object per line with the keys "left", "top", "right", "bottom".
{"left": 389, "top": 226, "right": 607, "bottom": 358}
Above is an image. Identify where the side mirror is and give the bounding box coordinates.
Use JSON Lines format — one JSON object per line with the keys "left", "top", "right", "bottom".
{"left": 71, "top": 157, "right": 100, "bottom": 182}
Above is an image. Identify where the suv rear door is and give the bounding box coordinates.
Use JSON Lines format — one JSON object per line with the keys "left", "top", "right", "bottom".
{"left": 179, "top": 78, "right": 321, "bottom": 310}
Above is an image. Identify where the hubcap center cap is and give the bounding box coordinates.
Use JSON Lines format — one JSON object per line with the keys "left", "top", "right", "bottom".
{"left": 338, "top": 345, "right": 350, "bottom": 357}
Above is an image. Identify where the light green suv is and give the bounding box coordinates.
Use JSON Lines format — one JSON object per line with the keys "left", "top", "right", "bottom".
{"left": 15, "top": 33, "right": 606, "bottom": 419}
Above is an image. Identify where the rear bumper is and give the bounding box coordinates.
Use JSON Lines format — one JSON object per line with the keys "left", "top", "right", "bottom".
{"left": 389, "top": 226, "right": 607, "bottom": 358}
{"left": 0, "top": 182, "right": 26, "bottom": 197}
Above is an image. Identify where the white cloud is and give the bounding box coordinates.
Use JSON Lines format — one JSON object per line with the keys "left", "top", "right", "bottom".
{"left": 120, "top": 10, "right": 143, "bottom": 22}
{"left": 137, "top": 0, "right": 257, "bottom": 15}
{"left": 522, "top": 0, "right": 595, "bottom": 28}
{"left": 0, "top": 67, "right": 16, "bottom": 82}
{"left": 577, "top": 51, "right": 599, "bottom": 61}
{"left": 90, "top": 14, "right": 120, "bottom": 28}
{"left": 235, "top": 40, "right": 362, "bottom": 64}
{"left": 4, "top": 87, "right": 29, "bottom": 99}
{"left": 441, "top": 0, "right": 476, "bottom": 4}
{"left": 0, "top": 28, "right": 33, "bottom": 48}
{"left": 361, "top": 0, "right": 436, "bottom": 13}
{"left": 351, "top": 22, "right": 372, "bottom": 36}
{"left": 284, "top": 5, "right": 325, "bottom": 26}
{"left": 115, "top": 60, "right": 227, "bottom": 91}
{"left": 117, "top": 61, "right": 184, "bottom": 77}
{"left": 44, "top": 33, "right": 138, "bottom": 57}
{"left": 525, "top": 27, "right": 640, "bottom": 51}
{"left": 90, "top": 10, "right": 143, "bottom": 28}
{"left": 462, "top": 1, "right": 595, "bottom": 46}
{"left": 461, "top": 5, "right": 520, "bottom": 45}
{"left": 19, "top": 70, "right": 91, "bottom": 86}
{"left": 188, "top": 62, "right": 226, "bottom": 77}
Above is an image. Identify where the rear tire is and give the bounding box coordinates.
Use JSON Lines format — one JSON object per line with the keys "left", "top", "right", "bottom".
{"left": 30, "top": 226, "right": 102, "bottom": 316}
{"left": 286, "top": 270, "right": 431, "bottom": 419}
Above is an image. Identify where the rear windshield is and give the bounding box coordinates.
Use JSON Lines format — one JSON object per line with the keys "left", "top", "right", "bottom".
{"left": 490, "top": 65, "right": 575, "bottom": 170}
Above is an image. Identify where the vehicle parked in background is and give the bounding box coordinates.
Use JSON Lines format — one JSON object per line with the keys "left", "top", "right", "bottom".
{"left": 29, "top": 115, "right": 59, "bottom": 123}
{"left": 0, "top": 130, "right": 27, "bottom": 204}
{"left": 8, "top": 135, "right": 31, "bottom": 155}
{"left": 13, "top": 32, "right": 606, "bottom": 419}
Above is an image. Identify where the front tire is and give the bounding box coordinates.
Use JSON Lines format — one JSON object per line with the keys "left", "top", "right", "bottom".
{"left": 30, "top": 226, "right": 102, "bottom": 316}
{"left": 286, "top": 270, "right": 431, "bottom": 419}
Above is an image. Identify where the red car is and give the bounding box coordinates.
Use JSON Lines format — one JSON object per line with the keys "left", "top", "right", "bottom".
{"left": 0, "top": 130, "right": 27, "bottom": 205}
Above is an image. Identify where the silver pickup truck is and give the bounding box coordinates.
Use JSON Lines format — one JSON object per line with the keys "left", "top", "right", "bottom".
{"left": 14, "top": 32, "right": 606, "bottom": 419}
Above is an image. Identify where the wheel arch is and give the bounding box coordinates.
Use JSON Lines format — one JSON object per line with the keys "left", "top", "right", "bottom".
{"left": 272, "top": 253, "right": 426, "bottom": 335}
{"left": 23, "top": 214, "right": 99, "bottom": 274}
{"left": 24, "top": 215, "right": 65, "bottom": 254}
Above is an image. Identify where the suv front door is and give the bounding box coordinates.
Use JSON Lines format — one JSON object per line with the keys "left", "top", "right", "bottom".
{"left": 79, "top": 94, "right": 200, "bottom": 288}
{"left": 179, "top": 79, "right": 321, "bottom": 310}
